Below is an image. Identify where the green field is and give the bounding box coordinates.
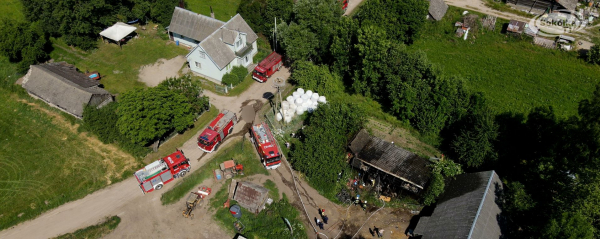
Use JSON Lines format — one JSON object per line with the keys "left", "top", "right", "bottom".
{"left": 53, "top": 216, "right": 121, "bottom": 239}
{"left": 0, "top": 91, "right": 139, "bottom": 230}
{"left": 186, "top": 0, "right": 242, "bottom": 22}
{"left": 161, "top": 138, "right": 268, "bottom": 205}
{"left": 49, "top": 29, "right": 188, "bottom": 96}
{"left": 0, "top": 0, "right": 24, "bottom": 21}
{"left": 411, "top": 7, "right": 600, "bottom": 116}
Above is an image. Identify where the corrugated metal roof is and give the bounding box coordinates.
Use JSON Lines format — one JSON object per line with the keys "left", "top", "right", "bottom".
{"left": 21, "top": 63, "right": 112, "bottom": 118}
{"left": 414, "top": 171, "right": 505, "bottom": 239}
{"left": 349, "top": 129, "right": 431, "bottom": 189}
{"left": 428, "top": 0, "right": 449, "bottom": 21}
{"left": 233, "top": 181, "right": 269, "bottom": 214}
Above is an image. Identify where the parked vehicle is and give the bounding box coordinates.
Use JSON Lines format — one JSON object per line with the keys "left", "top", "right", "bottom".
{"left": 340, "top": 0, "right": 349, "bottom": 11}
{"left": 134, "top": 150, "right": 190, "bottom": 194}
{"left": 250, "top": 122, "right": 282, "bottom": 169}
{"left": 198, "top": 110, "right": 238, "bottom": 153}
{"left": 252, "top": 52, "right": 283, "bottom": 83}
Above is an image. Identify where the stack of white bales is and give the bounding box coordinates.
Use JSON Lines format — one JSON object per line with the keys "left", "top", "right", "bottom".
{"left": 276, "top": 88, "right": 327, "bottom": 122}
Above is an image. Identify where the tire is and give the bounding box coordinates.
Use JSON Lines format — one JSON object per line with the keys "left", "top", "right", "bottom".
{"left": 154, "top": 184, "right": 163, "bottom": 190}
{"left": 179, "top": 171, "right": 187, "bottom": 178}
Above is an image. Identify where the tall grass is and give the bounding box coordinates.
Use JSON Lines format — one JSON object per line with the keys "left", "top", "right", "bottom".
{"left": 0, "top": 90, "right": 138, "bottom": 230}
{"left": 185, "top": 0, "right": 242, "bottom": 22}
{"left": 53, "top": 216, "right": 121, "bottom": 239}
{"left": 0, "top": 0, "right": 24, "bottom": 22}
{"left": 412, "top": 7, "right": 600, "bottom": 116}
{"left": 160, "top": 138, "right": 268, "bottom": 205}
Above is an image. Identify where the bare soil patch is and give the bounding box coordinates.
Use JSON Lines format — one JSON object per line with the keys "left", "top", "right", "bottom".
{"left": 138, "top": 55, "right": 186, "bottom": 87}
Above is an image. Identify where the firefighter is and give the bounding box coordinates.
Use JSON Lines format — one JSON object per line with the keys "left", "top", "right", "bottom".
{"left": 362, "top": 201, "right": 368, "bottom": 211}
{"left": 354, "top": 194, "right": 361, "bottom": 206}
{"left": 316, "top": 218, "right": 324, "bottom": 230}
{"left": 321, "top": 209, "right": 328, "bottom": 224}
{"left": 374, "top": 226, "right": 382, "bottom": 238}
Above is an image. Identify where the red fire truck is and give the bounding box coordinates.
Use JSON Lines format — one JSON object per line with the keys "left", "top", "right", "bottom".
{"left": 340, "top": 0, "right": 349, "bottom": 11}
{"left": 198, "top": 110, "right": 238, "bottom": 153}
{"left": 134, "top": 150, "right": 190, "bottom": 194}
{"left": 252, "top": 52, "right": 283, "bottom": 83}
{"left": 250, "top": 122, "right": 282, "bottom": 169}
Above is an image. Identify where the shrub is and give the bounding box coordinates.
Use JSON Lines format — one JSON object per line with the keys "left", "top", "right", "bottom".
{"left": 221, "top": 72, "right": 239, "bottom": 86}
{"left": 231, "top": 65, "right": 249, "bottom": 83}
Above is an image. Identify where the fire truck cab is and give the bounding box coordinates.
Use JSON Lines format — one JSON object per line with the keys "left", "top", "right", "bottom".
{"left": 198, "top": 110, "right": 238, "bottom": 153}
{"left": 134, "top": 150, "right": 190, "bottom": 194}
{"left": 252, "top": 52, "right": 283, "bottom": 83}
{"left": 250, "top": 122, "right": 282, "bottom": 169}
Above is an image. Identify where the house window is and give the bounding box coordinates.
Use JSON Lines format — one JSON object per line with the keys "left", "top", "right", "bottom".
{"left": 199, "top": 52, "right": 205, "bottom": 59}
{"left": 245, "top": 56, "right": 248, "bottom": 63}
{"left": 195, "top": 62, "right": 201, "bottom": 69}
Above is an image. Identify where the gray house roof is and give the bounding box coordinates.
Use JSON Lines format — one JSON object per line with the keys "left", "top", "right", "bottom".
{"left": 556, "top": 0, "right": 577, "bottom": 12}
{"left": 428, "top": 0, "right": 449, "bottom": 21}
{"left": 168, "top": 7, "right": 225, "bottom": 42}
{"left": 414, "top": 171, "right": 505, "bottom": 239}
{"left": 349, "top": 129, "right": 431, "bottom": 189}
{"left": 21, "top": 62, "right": 112, "bottom": 118}
{"left": 198, "top": 14, "right": 259, "bottom": 69}
{"left": 233, "top": 181, "right": 269, "bottom": 214}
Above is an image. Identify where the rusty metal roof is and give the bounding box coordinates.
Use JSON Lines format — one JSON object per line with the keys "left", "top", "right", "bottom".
{"left": 349, "top": 129, "right": 431, "bottom": 189}
{"left": 233, "top": 181, "right": 269, "bottom": 214}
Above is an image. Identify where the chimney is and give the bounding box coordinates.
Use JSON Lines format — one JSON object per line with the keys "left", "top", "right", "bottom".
{"left": 210, "top": 6, "right": 215, "bottom": 19}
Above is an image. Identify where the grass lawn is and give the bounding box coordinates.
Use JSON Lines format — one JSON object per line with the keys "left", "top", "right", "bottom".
{"left": 185, "top": 0, "right": 242, "bottom": 22}
{"left": 161, "top": 138, "right": 268, "bottom": 205}
{"left": 0, "top": 91, "right": 139, "bottom": 230}
{"left": 411, "top": 7, "right": 600, "bottom": 116}
{"left": 53, "top": 216, "right": 121, "bottom": 239}
{"left": 49, "top": 28, "right": 189, "bottom": 96}
{"left": 0, "top": 0, "right": 24, "bottom": 22}
{"left": 143, "top": 105, "right": 219, "bottom": 163}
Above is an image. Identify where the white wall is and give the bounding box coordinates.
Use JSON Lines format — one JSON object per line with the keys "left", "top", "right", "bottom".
{"left": 172, "top": 33, "right": 199, "bottom": 47}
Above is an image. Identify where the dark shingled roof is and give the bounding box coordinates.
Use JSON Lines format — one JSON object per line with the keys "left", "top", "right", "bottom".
{"left": 556, "top": 0, "right": 577, "bottom": 12}
{"left": 428, "top": 0, "right": 449, "bottom": 21}
{"left": 233, "top": 181, "right": 269, "bottom": 214}
{"left": 21, "top": 62, "right": 112, "bottom": 118}
{"left": 414, "top": 171, "right": 505, "bottom": 239}
{"left": 168, "top": 7, "right": 225, "bottom": 42}
{"left": 349, "top": 129, "right": 431, "bottom": 189}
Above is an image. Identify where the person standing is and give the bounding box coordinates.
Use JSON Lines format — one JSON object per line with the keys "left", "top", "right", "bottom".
{"left": 318, "top": 220, "right": 324, "bottom": 230}
{"left": 374, "top": 226, "right": 382, "bottom": 238}
{"left": 321, "top": 209, "right": 329, "bottom": 224}
{"left": 361, "top": 201, "right": 368, "bottom": 211}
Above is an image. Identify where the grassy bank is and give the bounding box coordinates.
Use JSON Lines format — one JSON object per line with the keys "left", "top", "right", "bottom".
{"left": 161, "top": 138, "right": 268, "bottom": 205}
{"left": 49, "top": 28, "right": 188, "bottom": 96}
{"left": 143, "top": 105, "right": 219, "bottom": 163}
{"left": 412, "top": 7, "right": 600, "bottom": 116}
{"left": 186, "top": 0, "right": 242, "bottom": 22}
{"left": 0, "top": 0, "right": 24, "bottom": 21}
{"left": 53, "top": 216, "right": 121, "bottom": 239}
{"left": 0, "top": 91, "right": 139, "bottom": 230}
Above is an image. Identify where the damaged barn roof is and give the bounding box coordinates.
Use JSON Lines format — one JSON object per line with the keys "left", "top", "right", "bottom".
{"left": 233, "top": 181, "right": 269, "bottom": 214}
{"left": 349, "top": 129, "right": 431, "bottom": 189}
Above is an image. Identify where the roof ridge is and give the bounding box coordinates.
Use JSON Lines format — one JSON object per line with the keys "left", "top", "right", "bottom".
{"left": 467, "top": 170, "right": 495, "bottom": 239}
{"left": 35, "top": 65, "right": 87, "bottom": 90}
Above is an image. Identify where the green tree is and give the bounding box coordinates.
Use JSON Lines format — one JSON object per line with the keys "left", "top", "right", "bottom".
{"left": 587, "top": 39, "right": 600, "bottom": 64}
{"left": 264, "top": 0, "right": 294, "bottom": 36}
{"left": 222, "top": 72, "right": 240, "bottom": 87}
{"left": 290, "top": 61, "right": 344, "bottom": 95}
{"left": 276, "top": 22, "right": 318, "bottom": 62}
{"left": 0, "top": 20, "right": 49, "bottom": 72}
{"left": 117, "top": 86, "right": 195, "bottom": 145}
{"left": 237, "top": 0, "right": 268, "bottom": 34}
{"left": 293, "top": 0, "right": 343, "bottom": 62}
{"left": 422, "top": 158, "right": 463, "bottom": 205}
{"left": 290, "top": 101, "right": 365, "bottom": 195}
{"left": 151, "top": 0, "right": 179, "bottom": 26}
{"left": 159, "top": 75, "right": 209, "bottom": 113}
{"left": 543, "top": 212, "right": 594, "bottom": 239}
{"left": 355, "top": 0, "right": 428, "bottom": 44}
{"left": 231, "top": 65, "right": 249, "bottom": 83}
{"left": 330, "top": 17, "right": 359, "bottom": 78}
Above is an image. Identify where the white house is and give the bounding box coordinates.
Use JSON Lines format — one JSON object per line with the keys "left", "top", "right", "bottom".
{"left": 168, "top": 7, "right": 258, "bottom": 82}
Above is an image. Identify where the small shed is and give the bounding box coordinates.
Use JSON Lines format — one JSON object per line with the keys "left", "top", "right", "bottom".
{"left": 533, "top": 36, "right": 557, "bottom": 49}
{"left": 558, "top": 34, "right": 575, "bottom": 43}
{"left": 427, "top": 0, "right": 449, "bottom": 21}
{"left": 348, "top": 129, "right": 431, "bottom": 193}
{"left": 507, "top": 20, "right": 527, "bottom": 34}
{"left": 99, "top": 22, "right": 137, "bottom": 47}
{"left": 232, "top": 181, "right": 269, "bottom": 214}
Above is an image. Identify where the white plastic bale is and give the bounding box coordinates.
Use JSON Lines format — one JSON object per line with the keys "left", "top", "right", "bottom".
{"left": 302, "top": 102, "right": 310, "bottom": 108}
{"left": 284, "top": 116, "right": 292, "bottom": 123}
{"left": 276, "top": 113, "right": 283, "bottom": 121}
{"left": 312, "top": 102, "right": 318, "bottom": 109}
{"left": 318, "top": 96, "right": 326, "bottom": 103}
{"left": 289, "top": 103, "right": 297, "bottom": 109}
{"left": 311, "top": 97, "right": 319, "bottom": 103}
{"left": 296, "top": 107, "right": 305, "bottom": 115}
{"left": 301, "top": 94, "right": 310, "bottom": 100}
{"left": 282, "top": 104, "right": 290, "bottom": 110}
{"left": 295, "top": 98, "right": 304, "bottom": 105}
{"left": 305, "top": 90, "right": 313, "bottom": 98}
{"left": 297, "top": 88, "right": 305, "bottom": 95}
{"left": 311, "top": 93, "right": 319, "bottom": 101}
{"left": 286, "top": 96, "right": 294, "bottom": 103}
{"left": 292, "top": 91, "right": 301, "bottom": 99}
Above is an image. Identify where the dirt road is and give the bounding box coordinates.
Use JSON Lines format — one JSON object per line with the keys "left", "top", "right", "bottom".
{"left": 0, "top": 68, "right": 287, "bottom": 239}
{"left": 344, "top": 0, "right": 365, "bottom": 16}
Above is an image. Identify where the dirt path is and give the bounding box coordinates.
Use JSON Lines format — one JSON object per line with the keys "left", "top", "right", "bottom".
{"left": 138, "top": 56, "right": 186, "bottom": 87}
{"left": 0, "top": 68, "right": 287, "bottom": 239}
{"left": 344, "top": 0, "right": 365, "bottom": 16}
